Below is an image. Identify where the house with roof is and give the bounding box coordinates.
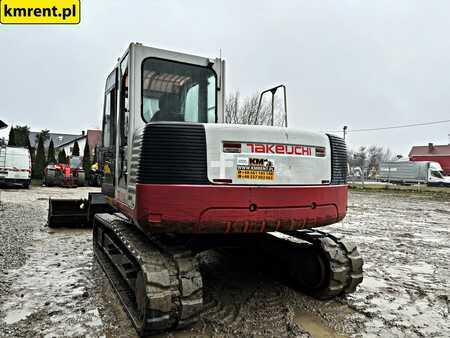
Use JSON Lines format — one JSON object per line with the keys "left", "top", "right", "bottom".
{"left": 28, "top": 129, "right": 101, "bottom": 159}
{"left": 55, "top": 129, "right": 101, "bottom": 158}
{"left": 409, "top": 142, "right": 450, "bottom": 175}
{"left": 29, "top": 131, "right": 81, "bottom": 150}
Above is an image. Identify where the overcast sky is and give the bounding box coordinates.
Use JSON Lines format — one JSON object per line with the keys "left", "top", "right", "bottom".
{"left": 1, "top": 0, "right": 450, "bottom": 155}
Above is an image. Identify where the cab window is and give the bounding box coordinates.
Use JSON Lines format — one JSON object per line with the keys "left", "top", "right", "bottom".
{"left": 102, "top": 69, "right": 117, "bottom": 148}
{"left": 142, "top": 58, "right": 216, "bottom": 123}
{"left": 431, "top": 170, "right": 443, "bottom": 179}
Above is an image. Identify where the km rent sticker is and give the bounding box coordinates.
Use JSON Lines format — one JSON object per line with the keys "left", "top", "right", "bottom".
{"left": 0, "top": 0, "right": 80, "bottom": 24}
{"left": 237, "top": 157, "right": 275, "bottom": 180}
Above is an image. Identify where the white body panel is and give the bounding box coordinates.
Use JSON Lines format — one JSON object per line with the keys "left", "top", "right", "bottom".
{"left": 0, "top": 146, "right": 31, "bottom": 181}
{"left": 204, "top": 124, "right": 331, "bottom": 185}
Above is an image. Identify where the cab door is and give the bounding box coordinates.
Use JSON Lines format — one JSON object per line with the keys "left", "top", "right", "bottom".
{"left": 116, "top": 55, "right": 130, "bottom": 202}
{"left": 100, "top": 69, "right": 117, "bottom": 197}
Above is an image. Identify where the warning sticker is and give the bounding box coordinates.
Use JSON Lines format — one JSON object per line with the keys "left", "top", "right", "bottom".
{"left": 236, "top": 157, "right": 275, "bottom": 180}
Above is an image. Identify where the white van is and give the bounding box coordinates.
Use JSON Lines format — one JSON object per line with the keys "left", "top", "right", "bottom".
{"left": 0, "top": 146, "right": 32, "bottom": 188}
{"left": 379, "top": 160, "right": 450, "bottom": 187}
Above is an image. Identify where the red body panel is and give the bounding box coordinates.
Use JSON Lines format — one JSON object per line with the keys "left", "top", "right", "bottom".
{"left": 115, "top": 184, "right": 348, "bottom": 234}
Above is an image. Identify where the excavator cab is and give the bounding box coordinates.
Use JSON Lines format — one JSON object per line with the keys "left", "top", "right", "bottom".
{"left": 98, "top": 43, "right": 225, "bottom": 199}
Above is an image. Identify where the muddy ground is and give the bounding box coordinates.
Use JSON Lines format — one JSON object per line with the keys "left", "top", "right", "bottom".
{"left": 0, "top": 186, "right": 448, "bottom": 337}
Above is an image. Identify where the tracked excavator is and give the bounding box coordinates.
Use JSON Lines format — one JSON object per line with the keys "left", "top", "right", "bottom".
{"left": 48, "top": 43, "right": 363, "bottom": 336}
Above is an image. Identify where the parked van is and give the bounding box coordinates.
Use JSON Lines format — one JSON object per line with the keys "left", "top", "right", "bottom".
{"left": 379, "top": 160, "right": 450, "bottom": 187}
{"left": 0, "top": 146, "right": 32, "bottom": 188}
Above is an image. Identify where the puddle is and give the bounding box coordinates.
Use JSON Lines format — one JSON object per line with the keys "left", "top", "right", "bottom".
{"left": 3, "top": 308, "right": 33, "bottom": 325}
{"left": 1, "top": 227, "right": 104, "bottom": 336}
{"left": 294, "top": 310, "right": 347, "bottom": 338}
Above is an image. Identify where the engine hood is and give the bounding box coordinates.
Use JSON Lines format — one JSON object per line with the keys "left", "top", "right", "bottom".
{"left": 204, "top": 124, "right": 332, "bottom": 185}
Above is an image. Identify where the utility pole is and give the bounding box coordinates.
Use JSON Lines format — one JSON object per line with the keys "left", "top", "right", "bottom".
{"left": 343, "top": 126, "right": 348, "bottom": 141}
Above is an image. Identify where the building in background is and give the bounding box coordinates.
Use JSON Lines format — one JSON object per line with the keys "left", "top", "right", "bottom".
{"left": 28, "top": 129, "right": 101, "bottom": 159}
{"left": 409, "top": 142, "right": 450, "bottom": 175}
{"left": 29, "top": 131, "right": 81, "bottom": 151}
{"left": 55, "top": 129, "right": 101, "bottom": 158}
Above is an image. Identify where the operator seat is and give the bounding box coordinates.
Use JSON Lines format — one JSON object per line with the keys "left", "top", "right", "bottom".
{"left": 150, "top": 93, "right": 183, "bottom": 122}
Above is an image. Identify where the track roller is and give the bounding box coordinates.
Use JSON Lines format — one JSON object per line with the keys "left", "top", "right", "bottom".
{"left": 93, "top": 213, "right": 203, "bottom": 336}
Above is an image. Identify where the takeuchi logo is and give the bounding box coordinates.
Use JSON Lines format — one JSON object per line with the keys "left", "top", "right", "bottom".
{"left": 246, "top": 143, "right": 313, "bottom": 156}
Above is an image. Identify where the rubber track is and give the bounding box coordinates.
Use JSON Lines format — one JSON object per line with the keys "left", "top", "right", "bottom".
{"left": 148, "top": 234, "right": 204, "bottom": 328}
{"left": 93, "top": 213, "right": 203, "bottom": 336}
{"left": 285, "top": 229, "right": 364, "bottom": 299}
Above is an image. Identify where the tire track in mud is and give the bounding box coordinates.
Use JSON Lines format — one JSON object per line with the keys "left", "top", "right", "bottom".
{"left": 197, "top": 250, "right": 309, "bottom": 337}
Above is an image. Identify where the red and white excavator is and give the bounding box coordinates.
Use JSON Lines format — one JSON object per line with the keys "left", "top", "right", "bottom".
{"left": 48, "top": 43, "right": 363, "bottom": 336}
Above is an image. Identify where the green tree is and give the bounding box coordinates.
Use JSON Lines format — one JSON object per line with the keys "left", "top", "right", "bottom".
{"left": 82, "top": 142, "right": 91, "bottom": 179}
{"left": 32, "top": 134, "right": 46, "bottom": 179}
{"left": 8, "top": 128, "right": 16, "bottom": 146}
{"left": 57, "top": 149, "right": 67, "bottom": 164}
{"left": 26, "top": 134, "right": 35, "bottom": 165}
{"left": 72, "top": 141, "right": 80, "bottom": 156}
{"left": 35, "top": 129, "right": 50, "bottom": 145}
{"left": 13, "top": 125, "right": 31, "bottom": 147}
{"left": 47, "top": 139, "right": 56, "bottom": 164}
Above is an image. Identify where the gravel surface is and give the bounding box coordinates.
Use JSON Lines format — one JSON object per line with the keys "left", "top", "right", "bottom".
{"left": 327, "top": 191, "right": 450, "bottom": 337}
{"left": 0, "top": 187, "right": 448, "bottom": 337}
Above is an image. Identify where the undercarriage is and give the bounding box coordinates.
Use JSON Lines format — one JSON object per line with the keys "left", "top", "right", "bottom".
{"left": 92, "top": 213, "right": 363, "bottom": 335}
{"left": 93, "top": 214, "right": 203, "bottom": 336}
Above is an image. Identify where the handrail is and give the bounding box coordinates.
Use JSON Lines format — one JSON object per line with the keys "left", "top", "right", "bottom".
{"left": 256, "top": 85, "right": 288, "bottom": 127}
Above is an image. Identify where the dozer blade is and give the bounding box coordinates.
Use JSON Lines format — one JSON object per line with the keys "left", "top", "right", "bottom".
{"left": 259, "top": 230, "right": 364, "bottom": 299}
{"left": 47, "top": 198, "right": 88, "bottom": 228}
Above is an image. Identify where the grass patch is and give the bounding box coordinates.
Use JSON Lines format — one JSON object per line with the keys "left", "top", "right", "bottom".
{"left": 31, "top": 179, "right": 43, "bottom": 187}
{"left": 349, "top": 182, "right": 450, "bottom": 198}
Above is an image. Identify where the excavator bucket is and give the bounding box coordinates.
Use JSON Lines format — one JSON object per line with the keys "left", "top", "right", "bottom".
{"left": 47, "top": 198, "right": 88, "bottom": 228}
{"left": 47, "top": 193, "right": 113, "bottom": 228}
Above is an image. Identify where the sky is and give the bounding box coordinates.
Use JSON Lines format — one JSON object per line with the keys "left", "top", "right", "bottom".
{"left": 1, "top": 0, "right": 450, "bottom": 156}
